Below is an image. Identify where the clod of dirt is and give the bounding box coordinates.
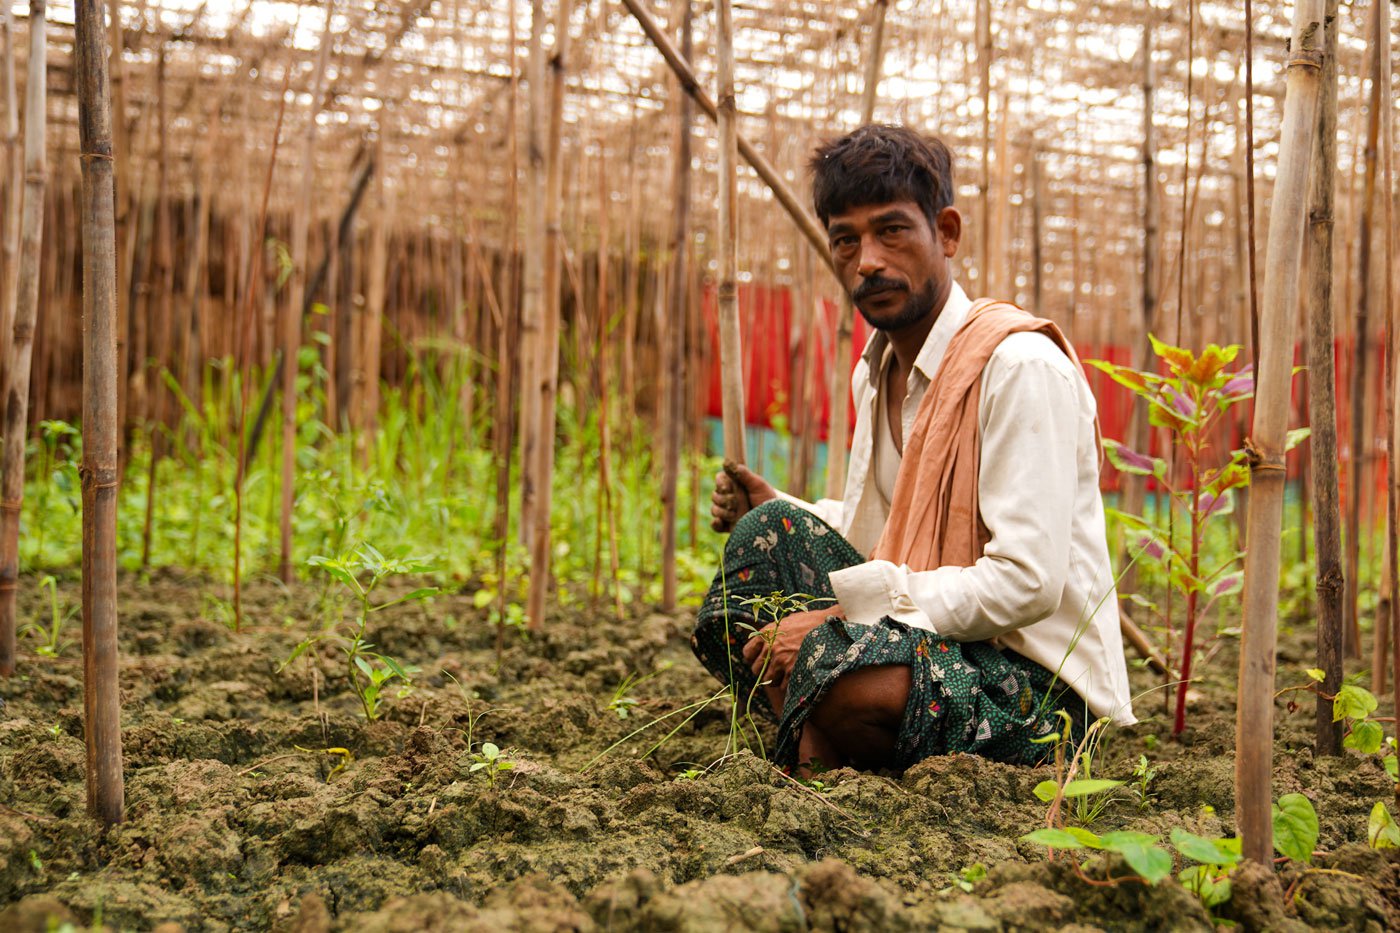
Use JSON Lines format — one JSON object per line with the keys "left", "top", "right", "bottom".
{"left": 1218, "top": 860, "right": 1308, "bottom": 933}
{"left": 0, "top": 894, "right": 79, "bottom": 933}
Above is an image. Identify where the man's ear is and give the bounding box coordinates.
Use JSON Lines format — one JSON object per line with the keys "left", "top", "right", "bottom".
{"left": 935, "top": 207, "right": 962, "bottom": 257}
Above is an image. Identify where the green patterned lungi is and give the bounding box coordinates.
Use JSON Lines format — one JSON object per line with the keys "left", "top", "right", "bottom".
{"left": 692, "top": 500, "right": 1087, "bottom": 772}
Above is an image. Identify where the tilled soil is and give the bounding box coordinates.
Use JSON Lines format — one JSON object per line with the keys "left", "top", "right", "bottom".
{"left": 1, "top": 570, "right": 1397, "bottom": 932}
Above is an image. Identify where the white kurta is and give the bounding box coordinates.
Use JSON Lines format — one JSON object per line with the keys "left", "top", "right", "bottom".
{"left": 780, "top": 282, "right": 1136, "bottom": 726}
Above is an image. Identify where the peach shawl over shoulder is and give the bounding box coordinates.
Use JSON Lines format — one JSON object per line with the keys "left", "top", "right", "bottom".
{"left": 868, "top": 299, "right": 1087, "bottom": 573}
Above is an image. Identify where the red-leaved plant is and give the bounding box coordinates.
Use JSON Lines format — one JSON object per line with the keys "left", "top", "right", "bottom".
{"left": 1090, "top": 336, "right": 1307, "bottom": 736}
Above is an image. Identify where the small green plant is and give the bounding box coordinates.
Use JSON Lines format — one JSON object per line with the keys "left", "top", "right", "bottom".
{"left": 1367, "top": 802, "right": 1400, "bottom": 849}
{"left": 606, "top": 661, "right": 674, "bottom": 719}
{"left": 21, "top": 575, "right": 75, "bottom": 658}
{"left": 1130, "top": 754, "right": 1158, "bottom": 811}
{"left": 1090, "top": 338, "right": 1305, "bottom": 736}
{"left": 33, "top": 420, "right": 80, "bottom": 564}
{"left": 674, "top": 767, "right": 704, "bottom": 781}
{"left": 468, "top": 741, "right": 515, "bottom": 786}
{"left": 946, "top": 862, "right": 987, "bottom": 894}
{"left": 281, "top": 544, "right": 438, "bottom": 722}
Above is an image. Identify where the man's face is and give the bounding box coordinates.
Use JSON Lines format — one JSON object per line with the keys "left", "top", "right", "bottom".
{"left": 825, "top": 200, "right": 959, "bottom": 333}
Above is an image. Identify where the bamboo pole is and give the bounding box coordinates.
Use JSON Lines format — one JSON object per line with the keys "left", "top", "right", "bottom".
{"left": 0, "top": 1, "right": 18, "bottom": 375}
{"left": 280, "top": 0, "right": 336, "bottom": 584}
{"left": 1307, "top": 0, "right": 1342, "bottom": 757}
{"left": 526, "top": 0, "right": 572, "bottom": 629}
{"left": 1236, "top": 0, "right": 1324, "bottom": 866}
{"left": 518, "top": 0, "right": 546, "bottom": 550}
{"left": 661, "top": 0, "right": 693, "bottom": 612}
{"left": 494, "top": 0, "right": 520, "bottom": 657}
{"left": 1376, "top": 0, "right": 1398, "bottom": 788}
{"left": 618, "top": 0, "right": 832, "bottom": 271}
{"left": 0, "top": 0, "right": 45, "bottom": 678}
{"left": 715, "top": 0, "right": 743, "bottom": 466}
{"left": 1355, "top": 0, "right": 1384, "bottom": 672}
{"left": 826, "top": 0, "right": 890, "bottom": 500}
{"left": 74, "top": 0, "right": 125, "bottom": 826}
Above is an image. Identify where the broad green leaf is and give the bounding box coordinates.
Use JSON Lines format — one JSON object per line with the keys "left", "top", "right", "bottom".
{"left": 1285, "top": 427, "right": 1312, "bottom": 451}
{"left": 1272, "top": 793, "right": 1319, "bottom": 865}
{"left": 1065, "top": 826, "right": 1103, "bottom": 848}
{"left": 1104, "top": 840, "right": 1173, "bottom": 885}
{"left": 1098, "top": 830, "right": 1160, "bottom": 849}
{"left": 1179, "top": 866, "right": 1233, "bottom": 908}
{"left": 472, "top": 589, "right": 496, "bottom": 609}
{"left": 354, "top": 655, "right": 374, "bottom": 677}
{"left": 1343, "top": 720, "right": 1384, "bottom": 754}
{"left": 1060, "top": 778, "right": 1124, "bottom": 799}
{"left": 1333, "top": 684, "right": 1379, "bottom": 723}
{"left": 1304, "top": 668, "right": 1325, "bottom": 683}
{"left": 469, "top": 761, "right": 486, "bottom": 772}
{"left": 1033, "top": 780, "right": 1059, "bottom": 803}
{"left": 1385, "top": 755, "right": 1398, "bottom": 780}
{"left": 1170, "top": 828, "right": 1242, "bottom": 867}
{"left": 482, "top": 742, "right": 500, "bottom": 757}
{"left": 1022, "top": 828, "right": 1091, "bottom": 850}
{"left": 1368, "top": 802, "right": 1400, "bottom": 849}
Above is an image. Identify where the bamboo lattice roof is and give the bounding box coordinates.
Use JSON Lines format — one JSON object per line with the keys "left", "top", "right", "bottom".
{"left": 16, "top": 0, "right": 1400, "bottom": 335}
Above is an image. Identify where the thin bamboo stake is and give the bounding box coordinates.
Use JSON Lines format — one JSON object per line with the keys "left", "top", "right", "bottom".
{"left": 280, "top": 0, "right": 336, "bottom": 584}
{"left": 74, "top": 0, "right": 125, "bottom": 826}
{"left": 494, "top": 0, "right": 520, "bottom": 659}
{"left": 618, "top": 0, "right": 832, "bottom": 271}
{"left": 0, "top": 1, "right": 19, "bottom": 375}
{"left": 1307, "top": 0, "right": 1342, "bottom": 757}
{"left": 662, "top": 0, "right": 693, "bottom": 612}
{"left": 826, "top": 0, "right": 890, "bottom": 500}
{"left": 518, "top": 0, "right": 547, "bottom": 550}
{"left": 140, "top": 47, "right": 174, "bottom": 569}
{"left": 1376, "top": 0, "right": 1399, "bottom": 797}
{"left": 361, "top": 130, "right": 388, "bottom": 456}
{"left": 0, "top": 0, "right": 45, "bottom": 678}
{"left": 1355, "top": 0, "right": 1384, "bottom": 673}
{"left": 526, "top": 0, "right": 572, "bottom": 629}
{"left": 1236, "top": 0, "right": 1324, "bottom": 866}
{"left": 716, "top": 0, "right": 743, "bottom": 467}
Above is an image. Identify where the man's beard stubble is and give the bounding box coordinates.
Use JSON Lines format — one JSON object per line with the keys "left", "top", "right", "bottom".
{"left": 851, "top": 275, "right": 937, "bottom": 333}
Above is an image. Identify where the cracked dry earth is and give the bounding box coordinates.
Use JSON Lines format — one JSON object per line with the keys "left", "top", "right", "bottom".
{"left": 1, "top": 570, "right": 1397, "bottom": 931}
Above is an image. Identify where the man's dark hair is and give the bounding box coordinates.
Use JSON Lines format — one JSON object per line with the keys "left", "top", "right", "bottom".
{"left": 809, "top": 125, "right": 955, "bottom": 230}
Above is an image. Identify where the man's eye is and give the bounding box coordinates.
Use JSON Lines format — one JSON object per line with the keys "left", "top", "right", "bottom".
{"left": 833, "top": 237, "right": 858, "bottom": 251}
{"left": 881, "top": 226, "right": 907, "bottom": 237}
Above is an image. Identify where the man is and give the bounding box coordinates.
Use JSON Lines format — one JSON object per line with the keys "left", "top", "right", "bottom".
{"left": 691, "top": 125, "right": 1134, "bottom": 774}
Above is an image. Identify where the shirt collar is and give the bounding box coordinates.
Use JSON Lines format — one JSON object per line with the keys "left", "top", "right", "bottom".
{"left": 860, "top": 280, "right": 972, "bottom": 386}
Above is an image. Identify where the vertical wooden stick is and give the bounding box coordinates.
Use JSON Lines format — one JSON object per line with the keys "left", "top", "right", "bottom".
{"left": 662, "top": 0, "right": 694, "bottom": 611}
{"left": 716, "top": 0, "right": 743, "bottom": 466}
{"left": 0, "top": 1, "right": 19, "bottom": 374}
{"left": 74, "top": 0, "right": 125, "bottom": 826}
{"left": 518, "top": 0, "right": 547, "bottom": 550}
{"left": 1307, "top": 0, "right": 1343, "bottom": 757}
{"left": 526, "top": 0, "right": 573, "bottom": 629}
{"left": 1236, "top": 0, "right": 1324, "bottom": 866}
{"left": 280, "top": 0, "right": 336, "bottom": 582}
{"left": 495, "top": 0, "right": 520, "bottom": 657}
{"left": 0, "top": 0, "right": 45, "bottom": 677}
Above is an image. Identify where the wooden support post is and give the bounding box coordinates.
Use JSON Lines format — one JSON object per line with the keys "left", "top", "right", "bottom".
{"left": 0, "top": 1, "right": 18, "bottom": 376}
{"left": 716, "top": 0, "right": 743, "bottom": 467}
{"left": 0, "top": 0, "right": 45, "bottom": 677}
{"left": 661, "top": 0, "right": 693, "bottom": 612}
{"left": 519, "top": 0, "right": 547, "bottom": 550}
{"left": 618, "top": 0, "right": 832, "bottom": 271}
{"left": 1307, "top": 0, "right": 1343, "bottom": 757}
{"left": 1237, "top": 0, "right": 1325, "bottom": 866}
{"left": 280, "top": 0, "right": 336, "bottom": 583}
{"left": 526, "top": 0, "right": 572, "bottom": 629}
{"left": 74, "top": 0, "right": 125, "bottom": 826}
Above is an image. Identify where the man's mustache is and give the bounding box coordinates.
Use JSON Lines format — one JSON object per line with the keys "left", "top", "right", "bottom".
{"left": 853, "top": 276, "right": 908, "bottom": 302}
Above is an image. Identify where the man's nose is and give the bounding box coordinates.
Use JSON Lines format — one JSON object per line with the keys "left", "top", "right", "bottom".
{"left": 856, "top": 235, "right": 887, "bottom": 278}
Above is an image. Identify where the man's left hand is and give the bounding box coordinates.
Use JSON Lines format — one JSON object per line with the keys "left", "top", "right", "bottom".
{"left": 741, "top": 607, "right": 844, "bottom": 694}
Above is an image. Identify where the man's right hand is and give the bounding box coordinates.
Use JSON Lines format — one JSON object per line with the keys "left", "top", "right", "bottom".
{"left": 710, "top": 461, "right": 778, "bottom": 533}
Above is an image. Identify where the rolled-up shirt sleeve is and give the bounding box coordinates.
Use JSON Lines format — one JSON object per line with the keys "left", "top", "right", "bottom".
{"left": 775, "top": 491, "right": 844, "bottom": 530}
{"left": 829, "top": 346, "right": 1080, "bottom": 638}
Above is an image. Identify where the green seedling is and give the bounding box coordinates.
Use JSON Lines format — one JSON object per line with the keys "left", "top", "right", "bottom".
{"left": 1367, "top": 802, "right": 1400, "bottom": 849}
{"left": 281, "top": 543, "right": 437, "bottom": 722}
{"left": 674, "top": 767, "right": 704, "bottom": 782}
{"left": 1130, "top": 754, "right": 1157, "bottom": 810}
{"left": 607, "top": 661, "right": 674, "bottom": 719}
{"left": 947, "top": 862, "right": 987, "bottom": 894}
{"left": 468, "top": 741, "right": 515, "bottom": 786}
{"left": 20, "top": 575, "right": 75, "bottom": 658}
